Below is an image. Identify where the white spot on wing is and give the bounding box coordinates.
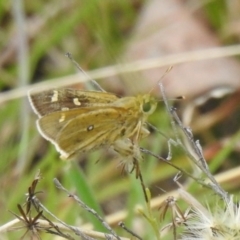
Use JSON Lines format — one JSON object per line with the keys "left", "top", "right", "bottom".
{"left": 51, "top": 90, "right": 58, "bottom": 102}
{"left": 59, "top": 113, "right": 66, "bottom": 122}
{"left": 73, "top": 98, "right": 81, "bottom": 106}
{"left": 87, "top": 125, "right": 94, "bottom": 131}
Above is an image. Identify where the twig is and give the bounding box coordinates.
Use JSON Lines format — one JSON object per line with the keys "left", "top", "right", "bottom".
{"left": 1, "top": 44, "right": 240, "bottom": 104}
{"left": 158, "top": 82, "right": 230, "bottom": 203}
{"left": 140, "top": 147, "right": 212, "bottom": 190}
{"left": 53, "top": 178, "right": 122, "bottom": 240}
{"left": 118, "top": 222, "right": 142, "bottom": 240}
{"left": 31, "top": 196, "right": 98, "bottom": 240}
{"left": 65, "top": 52, "right": 106, "bottom": 92}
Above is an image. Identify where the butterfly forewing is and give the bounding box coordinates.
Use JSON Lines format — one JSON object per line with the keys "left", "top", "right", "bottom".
{"left": 28, "top": 89, "right": 119, "bottom": 117}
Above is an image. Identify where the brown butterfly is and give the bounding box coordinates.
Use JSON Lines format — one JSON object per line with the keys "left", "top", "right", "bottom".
{"left": 28, "top": 89, "right": 157, "bottom": 163}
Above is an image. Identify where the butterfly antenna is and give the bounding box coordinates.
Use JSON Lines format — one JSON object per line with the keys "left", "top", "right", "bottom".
{"left": 148, "top": 66, "right": 173, "bottom": 94}
{"left": 165, "top": 96, "right": 185, "bottom": 101}
{"left": 65, "top": 52, "right": 106, "bottom": 92}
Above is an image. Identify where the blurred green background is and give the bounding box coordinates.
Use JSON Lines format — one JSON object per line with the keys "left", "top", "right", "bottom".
{"left": 1, "top": 0, "right": 240, "bottom": 239}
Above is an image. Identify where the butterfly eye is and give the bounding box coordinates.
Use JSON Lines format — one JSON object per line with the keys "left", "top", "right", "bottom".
{"left": 142, "top": 102, "right": 152, "bottom": 113}
{"left": 141, "top": 96, "right": 157, "bottom": 115}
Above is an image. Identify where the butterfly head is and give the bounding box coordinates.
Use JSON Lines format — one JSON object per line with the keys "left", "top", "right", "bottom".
{"left": 140, "top": 94, "right": 157, "bottom": 116}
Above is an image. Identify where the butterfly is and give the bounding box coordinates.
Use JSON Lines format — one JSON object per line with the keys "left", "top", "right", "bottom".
{"left": 28, "top": 88, "right": 157, "bottom": 166}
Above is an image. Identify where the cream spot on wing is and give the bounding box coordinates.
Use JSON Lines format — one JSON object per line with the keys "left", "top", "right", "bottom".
{"left": 87, "top": 125, "right": 94, "bottom": 131}
{"left": 73, "top": 98, "right": 81, "bottom": 106}
{"left": 51, "top": 90, "right": 58, "bottom": 102}
{"left": 59, "top": 113, "right": 66, "bottom": 122}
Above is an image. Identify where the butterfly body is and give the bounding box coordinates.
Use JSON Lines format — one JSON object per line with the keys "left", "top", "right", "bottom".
{"left": 28, "top": 89, "right": 157, "bottom": 159}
